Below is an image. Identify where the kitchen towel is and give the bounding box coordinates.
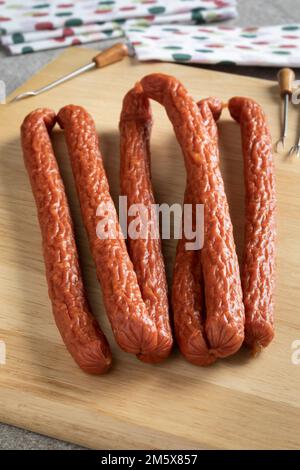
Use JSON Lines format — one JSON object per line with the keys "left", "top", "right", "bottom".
{"left": 1, "top": 24, "right": 124, "bottom": 54}
{"left": 0, "top": 0, "right": 238, "bottom": 55}
{"left": 124, "top": 21, "right": 300, "bottom": 67}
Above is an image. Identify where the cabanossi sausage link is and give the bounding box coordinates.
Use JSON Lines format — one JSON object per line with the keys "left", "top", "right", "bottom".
{"left": 119, "top": 86, "right": 173, "bottom": 363}
{"left": 172, "top": 98, "right": 224, "bottom": 366}
{"left": 57, "top": 105, "right": 160, "bottom": 359}
{"left": 172, "top": 185, "right": 211, "bottom": 365}
{"left": 21, "top": 109, "right": 112, "bottom": 374}
{"left": 228, "top": 97, "right": 276, "bottom": 352}
{"left": 140, "top": 74, "right": 245, "bottom": 360}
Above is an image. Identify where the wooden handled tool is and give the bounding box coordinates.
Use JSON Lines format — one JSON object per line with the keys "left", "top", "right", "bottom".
{"left": 275, "top": 68, "right": 295, "bottom": 152}
{"left": 11, "top": 43, "right": 128, "bottom": 103}
{"left": 92, "top": 43, "right": 128, "bottom": 68}
{"left": 278, "top": 67, "right": 295, "bottom": 97}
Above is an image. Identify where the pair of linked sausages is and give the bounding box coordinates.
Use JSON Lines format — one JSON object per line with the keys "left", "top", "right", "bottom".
{"left": 21, "top": 73, "right": 276, "bottom": 374}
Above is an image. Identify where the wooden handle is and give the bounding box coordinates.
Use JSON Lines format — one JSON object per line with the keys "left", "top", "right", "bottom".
{"left": 277, "top": 68, "right": 295, "bottom": 96}
{"left": 93, "top": 43, "right": 128, "bottom": 69}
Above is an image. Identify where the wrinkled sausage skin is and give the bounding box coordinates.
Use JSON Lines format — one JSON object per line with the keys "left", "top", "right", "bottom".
{"left": 119, "top": 87, "right": 173, "bottom": 363}
{"left": 172, "top": 98, "right": 224, "bottom": 366}
{"left": 57, "top": 105, "right": 159, "bottom": 358}
{"left": 141, "top": 74, "right": 245, "bottom": 359}
{"left": 172, "top": 186, "right": 212, "bottom": 365}
{"left": 21, "top": 109, "right": 112, "bottom": 374}
{"left": 229, "top": 97, "right": 276, "bottom": 352}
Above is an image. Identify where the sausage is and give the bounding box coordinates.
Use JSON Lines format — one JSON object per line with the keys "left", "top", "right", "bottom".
{"left": 172, "top": 185, "right": 211, "bottom": 365}
{"left": 57, "top": 105, "right": 160, "bottom": 359}
{"left": 172, "top": 98, "right": 224, "bottom": 365}
{"left": 21, "top": 109, "right": 112, "bottom": 374}
{"left": 119, "top": 86, "right": 173, "bottom": 363}
{"left": 140, "top": 74, "right": 245, "bottom": 360}
{"left": 228, "top": 97, "right": 276, "bottom": 352}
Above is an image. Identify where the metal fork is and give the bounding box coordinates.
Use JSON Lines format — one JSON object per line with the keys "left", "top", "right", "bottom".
{"left": 275, "top": 68, "right": 295, "bottom": 153}
{"left": 289, "top": 134, "right": 300, "bottom": 158}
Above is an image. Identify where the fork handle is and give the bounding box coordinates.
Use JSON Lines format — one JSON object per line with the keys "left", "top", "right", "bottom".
{"left": 277, "top": 68, "right": 295, "bottom": 96}
{"left": 92, "top": 43, "right": 128, "bottom": 68}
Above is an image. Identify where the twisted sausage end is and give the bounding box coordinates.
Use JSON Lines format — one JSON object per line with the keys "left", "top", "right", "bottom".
{"left": 137, "top": 334, "right": 173, "bottom": 364}
{"left": 197, "top": 97, "right": 223, "bottom": 122}
{"left": 228, "top": 96, "right": 262, "bottom": 123}
{"left": 73, "top": 339, "right": 112, "bottom": 374}
{"left": 119, "top": 86, "right": 152, "bottom": 125}
{"left": 21, "top": 108, "right": 56, "bottom": 134}
{"left": 178, "top": 329, "right": 218, "bottom": 366}
{"left": 113, "top": 318, "right": 158, "bottom": 356}
{"left": 244, "top": 320, "right": 275, "bottom": 353}
{"left": 205, "top": 316, "right": 244, "bottom": 358}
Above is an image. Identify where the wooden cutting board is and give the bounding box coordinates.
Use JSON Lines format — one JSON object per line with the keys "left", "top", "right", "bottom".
{"left": 0, "top": 46, "right": 300, "bottom": 450}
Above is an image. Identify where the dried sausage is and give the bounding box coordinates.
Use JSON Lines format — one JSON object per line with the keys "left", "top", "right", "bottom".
{"left": 140, "top": 74, "right": 245, "bottom": 360}
{"left": 172, "top": 98, "right": 224, "bottom": 365}
{"left": 229, "top": 97, "right": 276, "bottom": 352}
{"left": 228, "top": 97, "right": 276, "bottom": 352}
{"left": 21, "top": 108, "right": 112, "bottom": 374}
{"left": 172, "top": 185, "right": 211, "bottom": 365}
{"left": 119, "top": 86, "right": 173, "bottom": 363}
{"left": 141, "top": 75, "right": 245, "bottom": 361}
{"left": 57, "top": 105, "right": 160, "bottom": 359}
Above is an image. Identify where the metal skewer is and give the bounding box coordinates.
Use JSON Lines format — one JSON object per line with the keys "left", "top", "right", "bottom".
{"left": 10, "top": 43, "right": 128, "bottom": 103}
{"left": 275, "top": 92, "right": 289, "bottom": 152}
{"left": 275, "top": 68, "right": 295, "bottom": 153}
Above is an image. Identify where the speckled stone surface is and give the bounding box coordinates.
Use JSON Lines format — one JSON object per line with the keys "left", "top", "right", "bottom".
{"left": 0, "top": 0, "right": 299, "bottom": 450}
